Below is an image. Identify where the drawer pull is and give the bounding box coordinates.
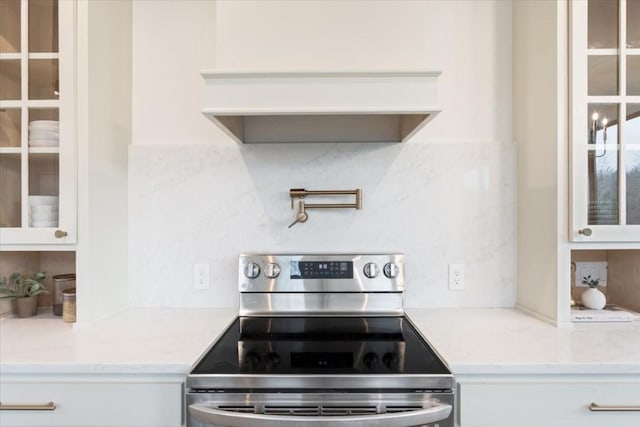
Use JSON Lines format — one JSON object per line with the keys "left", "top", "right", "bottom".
{"left": 589, "top": 403, "right": 640, "bottom": 412}
{"left": 0, "top": 401, "right": 56, "bottom": 411}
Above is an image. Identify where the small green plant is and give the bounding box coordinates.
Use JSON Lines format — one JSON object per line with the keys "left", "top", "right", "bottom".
{"left": 0, "top": 272, "right": 48, "bottom": 299}
{"left": 581, "top": 275, "right": 600, "bottom": 289}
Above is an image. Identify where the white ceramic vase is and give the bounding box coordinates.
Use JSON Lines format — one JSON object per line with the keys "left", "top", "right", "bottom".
{"left": 582, "top": 287, "right": 606, "bottom": 310}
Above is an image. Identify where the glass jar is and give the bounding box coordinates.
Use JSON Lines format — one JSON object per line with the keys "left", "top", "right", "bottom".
{"left": 52, "top": 274, "right": 75, "bottom": 316}
{"left": 62, "top": 287, "right": 76, "bottom": 323}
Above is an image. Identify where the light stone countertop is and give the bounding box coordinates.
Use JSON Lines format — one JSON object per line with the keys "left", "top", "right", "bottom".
{"left": 0, "top": 308, "right": 237, "bottom": 375}
{"left": 1, "top": 307, "right": 639, "bottom": 376}
{"left": 405, "top": 308, "right": 640, "bottom": 375}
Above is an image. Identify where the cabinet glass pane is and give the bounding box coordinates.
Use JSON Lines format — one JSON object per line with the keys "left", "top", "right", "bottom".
{"left": 628, "top": 0, "right": 640, "bottom": 48}
{"left": 29, "top": 0, "right": 58, "bottom": 53}
{"left": 28, "top": 108, "right": 59, "bottom": 148}
{"left": 587, "top": 103, "right": 619, "bottom": 225}
{"left": 627, "top": 104, "right": 640, "bottom": 224}
{"left": 0, "top": 59, "right": 21, "bottom": 100}
{"left": 628, "top": 56, "right": 640, "bottom": 96}
{"left": 0, "top": 109, "right": 21, "bottom": 147}
{"left": 0, "top": 0, "right": 21, "bottom": 53}
{"left": 588, "top": 103, "right": 619, "bottom": 145}
{"left": 28, "top": 154, "right": 59, "bottom": 227}
{"left": 28, "top": 59, "right": 58, "bottom": 100}
{"left": 588, "top": 56, "right": 619, "bottom": 95}
{"left": 0, "top": 153, "right": 22, "bottom": 227}
{"left": 588, "top": 149, "right": 619, "bottom": 225}
{"left": 588, "top": 0, "right": 619, "bottom": 49}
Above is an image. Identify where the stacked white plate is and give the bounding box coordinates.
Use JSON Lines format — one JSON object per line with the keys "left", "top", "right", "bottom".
{"left": 29, "top": 195, "right": 59, "bottom": 227}
{"left": 29, "top": 120, "right": 59, "bottom": 147}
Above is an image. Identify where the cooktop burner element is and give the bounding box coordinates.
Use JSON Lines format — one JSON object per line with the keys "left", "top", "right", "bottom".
{"left": 187, "top": 254, "right": 455, "bottom": 427}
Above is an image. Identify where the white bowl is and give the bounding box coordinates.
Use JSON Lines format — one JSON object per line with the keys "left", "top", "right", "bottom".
{"left": 31, "top": 204, "right": 58, "bottom": 213}
{"left": 31, "top": 220, "right": 58, "bottom": 228}
{"left": 29, "top": 130, "right": 59, "bottom": 137}
{"left": 29, "top": 139, "right": 60, "bottom": 147}
{"left": 31, "top": 212, "right": 59, "bottom": 222}
{"left": 29, "top": 120, "right": 59, "bottom": 127}
{"left": 29, "top": 123, "right": 59, "bottom": 129}
{"left": 29, "top": 195, "right": 59, "bottom": 206}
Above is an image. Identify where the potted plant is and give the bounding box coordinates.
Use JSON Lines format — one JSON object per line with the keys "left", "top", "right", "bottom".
{"left": 581, "top": 275, "right": 606, "bottom": 310}
{"left": 0, "top": 272, "right": 48, "bottom": 318}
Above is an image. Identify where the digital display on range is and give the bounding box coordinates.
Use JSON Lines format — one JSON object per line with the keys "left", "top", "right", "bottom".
{"left": 290, "top": 261, "right": 353, "bottom": 279}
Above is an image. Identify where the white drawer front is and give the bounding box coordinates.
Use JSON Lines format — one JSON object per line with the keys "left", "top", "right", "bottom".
{"left": 459, "top": 382, "right": 640, "bottom": 427}
{"left": 0, "top": 381, "right": 182, "bottom": 427}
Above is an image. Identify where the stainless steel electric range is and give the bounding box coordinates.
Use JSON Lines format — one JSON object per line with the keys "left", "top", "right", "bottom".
{"left": 186, "top": 254, "right": 455, "bottom": 427}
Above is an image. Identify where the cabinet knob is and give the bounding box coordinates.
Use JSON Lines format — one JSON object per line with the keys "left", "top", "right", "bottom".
{"left": 578, "top": 228, "right": 592, "bottom": 236}
{"left": 54, "top": 230, "right": 68, "bottom": 238}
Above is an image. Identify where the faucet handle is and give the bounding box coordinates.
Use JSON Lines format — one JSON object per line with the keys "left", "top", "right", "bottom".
{"left": 288, "top": 201, "right": 308, "bottom": 228}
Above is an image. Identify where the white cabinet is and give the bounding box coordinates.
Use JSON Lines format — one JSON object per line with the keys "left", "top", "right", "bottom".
{"left": 0, "top": 0, "right": 76, "bottom": 247}
{"left": 570, "top": 0, "right": 640, "bottom": 242}
{"left": 0, "top": 374, "right": 183, "bottom": 427}
{"left": 458, "top": 374, "right": 640, "bottom": 427}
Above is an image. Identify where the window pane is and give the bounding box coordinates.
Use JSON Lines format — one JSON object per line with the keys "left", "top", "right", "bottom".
{"left": 29, "top": 0, "right": 58, "bottom": 53}
{"left": 28, "top": 59, "right": 58, "bottom": 100}
{"left": 0, "top": 109, "right": 21, "bottom": 147}
{"left": 0, "top": 59, "right": 21, "bottom": 100}
{"left": 588, "top": 103, "right": 619, "bottom": 146}
{"left": 627, "top": 56, "right": 640, "bottom": 96}
{"left": 628, "top": 0, "right": 640, "bottom": 48}
{"left": 588, "top": 149, "right": 619, "bottom": 225}
{"left": 0, "top": 153, "right": 22, "bottom": 227}
{"left": 588, "top": 0, "right": 619, "bottom": 49}
{"left": 0, "top": 0, "right": 21, "bottom": 53}
{"left": 627, "top": 104, "right": 640, "bottom": 224}
{"left": 588, "top": 55, "right": 619, "bottom": 95}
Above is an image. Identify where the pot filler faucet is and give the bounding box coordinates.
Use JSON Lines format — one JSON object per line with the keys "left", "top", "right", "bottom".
{"left": 288, "top": 188, "right": 362, "bottom": 228}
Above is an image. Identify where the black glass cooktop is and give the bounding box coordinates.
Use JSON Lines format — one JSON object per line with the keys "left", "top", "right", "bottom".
{"left": 191, "top": 316, "right": 450, "bottom": 375}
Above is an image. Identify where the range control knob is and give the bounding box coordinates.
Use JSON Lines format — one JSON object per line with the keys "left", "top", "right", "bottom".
{"left": 383, "top": 352, "right": 399, "bottom": 369}
{"left": 264, "top": 262, "right": 281, "bottom": 279}
{"left": 265, "top": 352, "right": 281, "bottom": 368}
{"left": 363, "top": 352, "right": 379, "bottom": 369}
{"left": 244, "top": 262, "right": 260, "bottom": 279}
{"left": 363, "top": 262, "right": 379, "bottom": 279}
{"left": 383, "top": 262, "right": 400, "bottom": 279}
{"left": 244, "top": 351, "right": 261, "bottom": 369}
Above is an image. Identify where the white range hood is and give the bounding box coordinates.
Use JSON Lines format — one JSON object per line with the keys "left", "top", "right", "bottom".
{"left": 201, "top": 70, "right": 441, "bottom": 144}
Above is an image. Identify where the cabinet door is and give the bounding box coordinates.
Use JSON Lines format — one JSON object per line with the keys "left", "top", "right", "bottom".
{"left": 571, "top": 0, "right": 640, "bottom": 242}
{"left": 0, "top": 0, "right": 75, "bottom": 246}
{"left": 0, "top": 380, "right": 183, "bottom": 427}
{"left": 459, "top": 381, "right": 640, "bottom": 427}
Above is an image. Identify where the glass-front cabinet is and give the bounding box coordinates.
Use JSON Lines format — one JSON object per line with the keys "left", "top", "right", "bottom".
{"left": 571, "top": 0, "right": 640, "bottom": 242}
{"left": 0, "top": 0, "right": 75, "bottom": 246}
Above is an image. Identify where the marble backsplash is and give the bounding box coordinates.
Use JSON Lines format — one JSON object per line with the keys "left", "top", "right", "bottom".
{"left": 129, "top": 141, "right": 516, "bottom": 308}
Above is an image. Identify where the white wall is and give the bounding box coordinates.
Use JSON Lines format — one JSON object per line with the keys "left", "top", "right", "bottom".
{"left": 130, "top": 0, "right": 516, "bottom": 308}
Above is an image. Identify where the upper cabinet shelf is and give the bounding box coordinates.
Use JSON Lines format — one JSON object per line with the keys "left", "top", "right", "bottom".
{"left": 201, "top": 70, "right": 441, "bottom": 144}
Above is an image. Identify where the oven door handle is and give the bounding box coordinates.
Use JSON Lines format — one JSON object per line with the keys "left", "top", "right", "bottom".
{"left": 189, "top": 402, "right": 452, "bottom": 427}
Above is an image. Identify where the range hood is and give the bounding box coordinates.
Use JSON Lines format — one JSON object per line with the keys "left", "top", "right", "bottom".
{"left": 201, "top": 70, "right": 441, "bottom": 144}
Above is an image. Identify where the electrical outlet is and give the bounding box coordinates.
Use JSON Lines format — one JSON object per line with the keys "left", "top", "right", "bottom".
{"left": 448, "top": 264, "right": 465, "bottom": 291}
{"left": 194, "top": 264, "right": 210, "bottom": 290}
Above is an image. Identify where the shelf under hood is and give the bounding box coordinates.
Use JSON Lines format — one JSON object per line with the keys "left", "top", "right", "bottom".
{"left": 201, "top": 70, "right": 441, "bottom": 144}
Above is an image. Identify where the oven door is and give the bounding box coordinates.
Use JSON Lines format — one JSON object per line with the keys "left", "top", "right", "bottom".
{"left": 187, "top": 391, "right": 454, "bottom": 427}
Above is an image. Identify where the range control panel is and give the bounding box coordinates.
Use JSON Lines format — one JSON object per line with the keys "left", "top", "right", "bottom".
{"left": 238, "top": 254, "right": 405, "bottom": 293}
